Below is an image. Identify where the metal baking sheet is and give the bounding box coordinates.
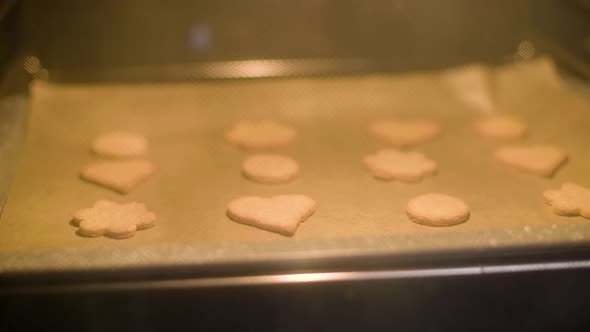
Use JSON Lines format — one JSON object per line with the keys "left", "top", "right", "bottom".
{"left": 1, "top": 58, "right": 590, "bottom": 273}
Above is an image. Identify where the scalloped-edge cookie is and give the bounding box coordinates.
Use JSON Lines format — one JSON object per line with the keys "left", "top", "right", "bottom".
{"left": 226, "top": 120, "right": 296, "bottom": 149}
{"left": 407, "top": 193, "right": 470, "bottom": 227}
{"left": 544, "top": 183, "right": 590, "bottom": 218}
{"left": 242, "top": 154, "right": 299, "bottom": 184}
{"left": 494, "top": 144, "right": 567, "bottom": 177}
{"left": 72, "top": 200, "right": 156, "bottom": 239}
{"left": 363, "top": 149, "right": 437, "bottom": 183}
{"left": 92, "top": 131, "right": 148, "bottom": 158}
{"left": 369, "top": 119, "right": 441, "bottom": 147}
{"left": 227, "top": 194, "right": 316, "bottom": 236}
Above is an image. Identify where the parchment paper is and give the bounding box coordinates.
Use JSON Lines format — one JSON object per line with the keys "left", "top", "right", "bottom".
{"left": 1, "top": 58, "right": 590, "bottom": 273}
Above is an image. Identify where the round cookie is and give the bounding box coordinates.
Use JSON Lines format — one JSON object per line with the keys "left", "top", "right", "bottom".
{"left": 363, "top": 149, "right": 437, "bottom": 183}
{"left": 406, "top": 193, "right": 470, "bottom": 227}
{"left": 242, "top": 154, "right": 299, "bottom": 184}
{"left": 92, "top": 131, "right": 148, "bottom": 158}
{"left": 369, "top": 119, "right": 441, "bottom": 147}
{"left": 226, "top": 120, "right": 296, "bottom": 149}
{"left": 474, "top": 115, "right": 527, "bottom": 140}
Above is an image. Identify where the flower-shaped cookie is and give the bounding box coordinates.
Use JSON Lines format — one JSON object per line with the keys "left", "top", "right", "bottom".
{"left": 363, "top": 149, "right": 437, "bottom": 182}
{"left": 72, "top": 200, "right": 156, "bottom": 238}
{"left": 544, "top": 183, "right": 590, "bottom": 218}
{"left": 225, "top": 120, "right": 296, "bottom": 149}
{"left": 369, "top": 120, "right": 441, "bottom": 147}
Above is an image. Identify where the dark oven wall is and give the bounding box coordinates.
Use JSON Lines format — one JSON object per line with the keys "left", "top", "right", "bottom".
{"left": 22, "top": 0, "right": 533, "bottom": 76}
{"left": 532, "top": 0, "right": 590, "bottom": 75}
{"left": 0, "top": 1, "right": 19, "bottom": 79}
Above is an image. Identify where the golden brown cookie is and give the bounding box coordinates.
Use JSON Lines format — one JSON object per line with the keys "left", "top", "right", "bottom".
{"left": 92, "top": 131, "right": 148, "bottom": 158}
{"left": 72, "top": 200, "right": 156, "bottom": 238}
{"left": 226, "top": 120, "right": 296, "bottom": 149}
{"left": 369, "top": 120, "right": 441, "bottom": 147}
{"left": 407, "top": 193, "right": 470, "bottom": 227}
{"left": 363, "top": 149, "right": 437, "bottom": 183}
{"left": 544, "top": 183, "right": 590, "bottom": 218}
{"left": 80, "top": 159, "right": 155, "bottom": 193}
{"left": 242, "top": 154, "right": 299, "bottom": 184}
{"left": 227, "top": 195, "right": 316, "bottom": 236}
{"left": 474, "top": 114, "right": 527, "bottom": 140}
{"left": 494, "top": 144, "right": 567, "bottom": 177}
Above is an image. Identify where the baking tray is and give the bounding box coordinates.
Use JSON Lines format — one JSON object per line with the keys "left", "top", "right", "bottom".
{"left": 1, "top": 58, "right": 590, "bottom": 278}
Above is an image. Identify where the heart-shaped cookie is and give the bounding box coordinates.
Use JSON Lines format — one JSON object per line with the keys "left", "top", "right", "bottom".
{"left": 227, "top": 195, "right": 316, "bottom": 236}
{"left": 494, "top": 144, "right": 567, "bottom": 177}
{"left": 81, "top": 159, "right": 155, "bottom": 193}
{"left": 369, "top": 120, "right": 441, "bottom": 147}
{"left": 226, "top": 120, "right": 296, "bottom": 149}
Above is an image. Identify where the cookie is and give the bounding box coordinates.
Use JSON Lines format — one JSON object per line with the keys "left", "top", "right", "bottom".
{"left": 226, "top": 195, "right": 316, "bottom": 236}
{"left": 443, "top": 64, "right": 495, "bottom": 112}
{"left": 494, "top": 144, "right": 567, "bottom": 177}
{"left": 226, "top": 120, "right": 296, "bottom": 149}
{"left": 543, "top": 183, "right": 590, "bottom": 218}
{"left": 242, "top": 154, "right": 299, "bottom": 184}
{"left": 80, "top": 159, "right": 155, "bottom": 193}
{"left": 92, "top": 131, "right": 148, "bottom": 158}
{"left": 363, "top": 149, "right": 437, "bottom": 182}
{"left": 369, "top": 120, "right": 441, "bottom": 147}
{"left": 72, "top": 200, "right": 156, "bottom": 238}
{"left": 407, "top": 193, "right": 470, "bottom": 227}
{"left": 474, "top": 114, "right": 527, "bottom": 140}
